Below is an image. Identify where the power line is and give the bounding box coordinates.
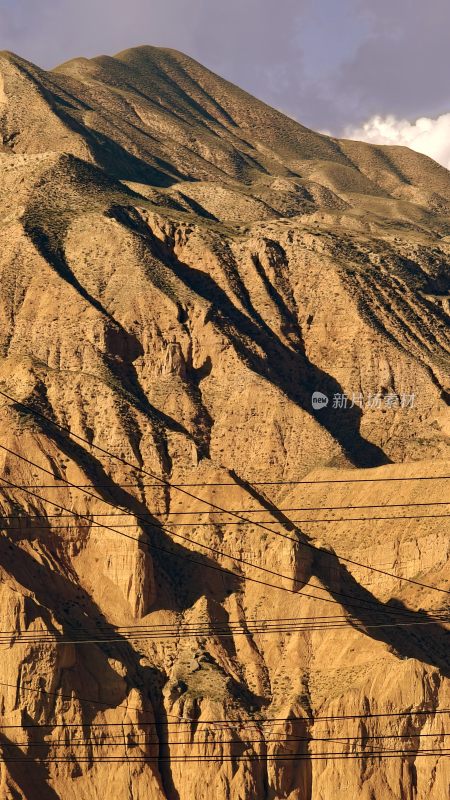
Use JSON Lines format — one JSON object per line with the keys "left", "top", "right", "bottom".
{"left": 1, "top": 518, "right": 445, "bottom": 578}
{"left": 1, "top": 380, "right": 446, "bottom": 768}
{"left": 1, "top": 608, "right": 448, "bottom": 639}
{"left": 0, "top": 750, "right": 449, "bottom": 763}
{"left": 3, "top": 478, "right": 449, "bottom": 489}
{"left": 1, "top": 618, "right": 448, "bottom": 646}
{"left": 0, "top": 614, "right": 379, "bottom": 633}
{"left": 121, "top": 731, "right": 450, "bottom": 745}
{"left": 0, "top": 398, "right": 449, "bottom": 596}
{"left": 1, "top": 611, "right": 448, "bottom": 635}
{"left": 1, "top": 444, "right": 449, "bottom": 598}
{"left": 8, "top": 730, "right": 446, "bottom": 747}
{"left": 3, "top": 501, "right": 449, "bottom": 516}
{"left": 1, "top": 709, "right": 449, "bottom": 729}
{"left": 0, "top": 473, "right": 395, "bottom": 614}
{"left": 1, "top": 676, "right": 449, "bottom": 732}
{"left": 3, "top": 523, "right": 447, "bottom": 577}
{"left": 152, "top": 513, "right": 450, "bottom": 524}
{"left": 0, "top": 731, "right": 450, "bottom": 750}
{"left": 1, "top": 474, "right": 446, "bottom": 620}
{"left": 0, "top": 679, "right": 147, "bottom": 715}
{"left": 2, "top": 513, "right": 448, "bottom": 529}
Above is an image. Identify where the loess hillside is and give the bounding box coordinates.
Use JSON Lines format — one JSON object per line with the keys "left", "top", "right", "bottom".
{"left": 0, "top": 45, "right": 449, "bottom": 800}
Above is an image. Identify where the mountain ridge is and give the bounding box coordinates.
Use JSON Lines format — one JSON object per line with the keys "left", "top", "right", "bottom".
{"left": 2, "top": 45, "right": 450, "bottom": 202}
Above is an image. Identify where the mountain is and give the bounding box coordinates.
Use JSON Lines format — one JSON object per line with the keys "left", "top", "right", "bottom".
{"left": 0, "top": 46, "right": 449, "bottom": 800}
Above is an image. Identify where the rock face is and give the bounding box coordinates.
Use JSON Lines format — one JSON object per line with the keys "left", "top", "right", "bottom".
{"left": 0, "top": 46, "right": 449, "bottom": 799}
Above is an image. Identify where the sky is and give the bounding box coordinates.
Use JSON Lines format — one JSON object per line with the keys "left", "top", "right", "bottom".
{"left": 1, "top": 0, "right": 450, "bottom": 168}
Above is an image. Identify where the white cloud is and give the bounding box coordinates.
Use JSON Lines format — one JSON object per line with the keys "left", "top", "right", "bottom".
{"left": 344, "top": 113, "right": 450, "bottom": 170}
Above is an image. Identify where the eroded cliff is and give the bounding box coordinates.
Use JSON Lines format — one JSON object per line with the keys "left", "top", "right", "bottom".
{"left": 0, "top": 45, "right": 449, "bottom": 799}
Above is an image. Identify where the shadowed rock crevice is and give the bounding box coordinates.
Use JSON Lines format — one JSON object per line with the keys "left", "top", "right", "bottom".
{"left": 139, "top": 229, "right": 390, "bottom": 468}
{"left": 312, "top": 548, "right": 450, "bottom": 678}
{"left": 3, "top": 406, "right": 242, "bottom": 610}
{"left": 0, "top": 733, "right": 61, "bottom": 800}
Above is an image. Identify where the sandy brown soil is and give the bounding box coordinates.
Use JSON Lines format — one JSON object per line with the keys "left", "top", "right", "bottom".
{"left": 0, "top": 45, "right": 449, "bottom": 799}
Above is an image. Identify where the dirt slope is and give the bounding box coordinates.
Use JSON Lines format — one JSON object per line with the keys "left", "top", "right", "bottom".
{"left": 0, "top": 45, "right": 449, "bottom": 799}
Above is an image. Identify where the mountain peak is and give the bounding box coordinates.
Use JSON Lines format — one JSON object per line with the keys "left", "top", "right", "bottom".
{"left": 1, "top": 46, "right": 450, "bottom": 209}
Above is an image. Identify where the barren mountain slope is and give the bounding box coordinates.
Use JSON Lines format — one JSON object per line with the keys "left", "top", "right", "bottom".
{"left": 0, "top": 46, "right": 449, "bottom": 800}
